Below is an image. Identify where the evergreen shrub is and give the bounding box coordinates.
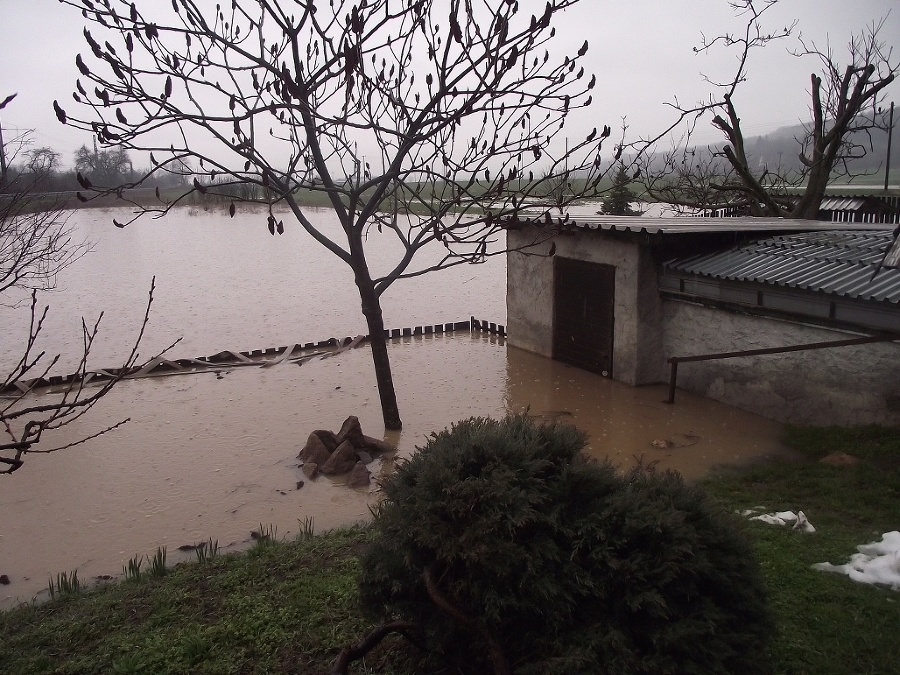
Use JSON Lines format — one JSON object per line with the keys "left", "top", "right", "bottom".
{"left": 359, "top": 414, "right": 773, "bottom": 674}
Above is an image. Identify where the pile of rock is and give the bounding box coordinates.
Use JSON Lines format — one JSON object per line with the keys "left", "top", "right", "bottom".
{"left": 298, "top": 415, "right": 394, "bottom": 489}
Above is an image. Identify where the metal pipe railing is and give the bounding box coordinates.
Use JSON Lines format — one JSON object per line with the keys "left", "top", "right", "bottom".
{"left": 666, "top": 333, "right": 898, "bottom": 404}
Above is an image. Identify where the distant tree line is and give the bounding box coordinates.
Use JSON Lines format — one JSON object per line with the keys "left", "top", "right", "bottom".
{"left": 0, "top": 137, "right": 190, "bottom": 196}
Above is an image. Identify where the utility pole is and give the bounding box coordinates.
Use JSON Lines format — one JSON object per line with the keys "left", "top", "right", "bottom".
{"left": 0, "top": 122, "right": 7, "bottom": 184}
{"left": 885, "top": 101, "right": 894, "bottom": 192}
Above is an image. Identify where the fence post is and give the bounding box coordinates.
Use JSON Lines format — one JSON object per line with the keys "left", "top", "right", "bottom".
{"left": 667, "top": 360, "right": 678, "bottom": 404}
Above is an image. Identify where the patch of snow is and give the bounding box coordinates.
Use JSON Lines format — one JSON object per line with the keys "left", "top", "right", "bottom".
{"left": 814, "top": 531, "right": 900, "bottom": 591}
{"left": 793, "top": 511, "right": 814, "bottom": 533}
{"left": 744, "top": 508, "right": 816, "bottom": 533}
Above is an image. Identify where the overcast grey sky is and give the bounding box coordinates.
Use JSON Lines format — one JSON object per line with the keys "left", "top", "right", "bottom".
{"left": 1, "top": 0, "right": 897, "bottom": 169}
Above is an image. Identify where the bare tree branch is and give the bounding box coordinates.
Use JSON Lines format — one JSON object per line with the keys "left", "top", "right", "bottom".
{"left": 634, "top": 0, "right": 897, "bottom": 218}
{"left": 1, "top": 277, "right": 171, "bottom": 475}
{"left": 329, "top": 620, "right": 421, "bottom": 675}
{"left": 1, "top": 132, "right": 90, "bottom": 300}
{"left": 1, "top": 103, "right": 167, "bottom": 474}
{"left": 57, "top": 0, "right": 616, "bottom": 430}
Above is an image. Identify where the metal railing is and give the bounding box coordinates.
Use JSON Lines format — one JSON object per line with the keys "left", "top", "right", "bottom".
{"left": 666, "top": 333, "right": 899, "bottom": 404}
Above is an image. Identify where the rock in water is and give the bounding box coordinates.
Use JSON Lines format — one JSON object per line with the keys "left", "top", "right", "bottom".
{"left": 311, "top": 429, "right": 339, "bottom": 452}
{"left": 322, "top": 440, "right": 359, "bottom": 475}
{"left": 361, "top": 434, "right": 395, "bottom": 455}
{"left": 336, "top": 415, "right": 365, "bottom": 448}
{"left": 347, "top": 461, "right": 371, "bottom": 489}
{"left": 299, "top": 432, "right": 332, "bottom": 465}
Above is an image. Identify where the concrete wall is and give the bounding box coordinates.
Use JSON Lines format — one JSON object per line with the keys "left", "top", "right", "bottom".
{"left": 508, "top": 226, "right": 899, "bottom": 425}
{"left": 506, "top": 227, "right": 556, "bottom": 357}
{"left": 507, "top": 226, "right": 662, "bottom": 385}
{"left": 663, "top": 299, "right": 900, "bottom": 425}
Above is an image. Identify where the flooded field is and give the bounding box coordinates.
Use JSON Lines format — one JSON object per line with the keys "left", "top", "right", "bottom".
{"left": 0, "top": 205, "right": 507, "bottom": 372}
{"left": 1, "top": 205, "right": 790, "bottom": 609}
{"left": 0, "top": 333, "right": 790, "bottom": 609}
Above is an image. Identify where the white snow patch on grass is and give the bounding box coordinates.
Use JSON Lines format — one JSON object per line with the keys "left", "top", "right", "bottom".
{"left": 741, "top": 507, "right": 816, "bottom": 533}
{"left": 814, "top": 531, "right": 900, "bottom": 591}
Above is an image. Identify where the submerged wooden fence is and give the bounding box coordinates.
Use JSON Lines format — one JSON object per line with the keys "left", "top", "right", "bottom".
{"left": 2, "top": 316, "right": 506, "bottom": 396}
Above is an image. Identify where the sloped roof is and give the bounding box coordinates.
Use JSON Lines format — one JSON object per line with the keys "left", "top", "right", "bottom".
{"left": 517, "top": 213, "right": 895, "bottom": 235}
{"left": 819, "top": 197, "right": 866, "bottom": 211}
{"left": 817, "top": 196, "right": 898, "bottom": 213}
{"left": 663, "top": 230, "right": 900, "bottom": 303}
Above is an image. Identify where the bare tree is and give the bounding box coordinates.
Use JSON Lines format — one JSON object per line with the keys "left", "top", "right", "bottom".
{"left": 1, "top": 128, "right": 88, "bottom": 299}
{"left": 637, "top": 0, "right": 897, "bottom": 218}
{"left": 1, "top": 94, "right": 164, "bottom": 475}
{"left": 55, "top": 0, "right": 613, "bottom": 430}
{"left": 74, "top": 143, "right": 134, "bottom": 186}
{"left": 26, "top": 147, "right": 62, "bottom": 176}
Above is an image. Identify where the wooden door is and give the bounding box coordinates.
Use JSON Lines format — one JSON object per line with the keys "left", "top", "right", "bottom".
{"left": 552, "top": 258, "right": 615, "bottom": 376}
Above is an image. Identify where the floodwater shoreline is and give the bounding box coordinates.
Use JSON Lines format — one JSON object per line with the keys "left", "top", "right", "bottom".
{"left": 2, "top": 205, "right": 788, "bottom": 609}
{"left": 1, "top": 335, "right": 791, "bottom": 610}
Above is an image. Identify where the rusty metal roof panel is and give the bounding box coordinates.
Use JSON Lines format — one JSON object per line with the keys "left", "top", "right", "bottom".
{"left": 664, "top": 230, "right": 900, "bottom": 303}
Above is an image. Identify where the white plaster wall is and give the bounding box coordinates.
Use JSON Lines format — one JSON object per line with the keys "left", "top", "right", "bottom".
{"left": 507, "top": 226, "right": 661, "bottom": 385}
{"left": 634, "top": 247, "right": 665, "bottom": 384}
{"left": 507, "top": 228, "right": 555, "bottom": 357}
{"left": 663, "top": 299, "right": 900, "bottom": 425}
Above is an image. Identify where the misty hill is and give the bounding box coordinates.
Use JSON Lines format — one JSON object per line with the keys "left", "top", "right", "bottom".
{"left": 713, "top": 120, "right": 898, "bottom": 178}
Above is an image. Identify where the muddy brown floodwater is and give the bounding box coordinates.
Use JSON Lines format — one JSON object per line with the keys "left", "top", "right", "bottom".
{"left": 0, "top": 334, "right": 791, "bottom": 609}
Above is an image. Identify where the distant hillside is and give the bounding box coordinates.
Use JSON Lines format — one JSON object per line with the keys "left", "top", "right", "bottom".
{"left": 719, "top": 120, "right": 898, "bottom": 176}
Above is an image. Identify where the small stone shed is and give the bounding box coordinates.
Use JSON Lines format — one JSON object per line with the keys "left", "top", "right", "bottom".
{"left": 506, "top": 215, "right": 900, "bottom": 425}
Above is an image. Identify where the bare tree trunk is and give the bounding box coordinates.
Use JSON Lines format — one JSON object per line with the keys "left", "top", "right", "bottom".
{"left": 59, "top": 0, "right": 614, "bottom": 433}
{"left": 353, "top": 268, "right": 402, "bottom": 431}
{"left": 330, "top": 620, "right": 421, "bottom": 674}
{"left": 792, "top": 164, "right": 829, "bottom": 219}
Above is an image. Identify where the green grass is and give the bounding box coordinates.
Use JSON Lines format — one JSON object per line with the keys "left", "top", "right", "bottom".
{"left": 47, "top": 570, "right": 82, "bottom": 601}
{"left": 0, "top": 527, "right": 379, "bottom": 675}
{"left": 1, "top": 426, "right": 898, "bottom": 674}
{"left": 701, "top": 425, "right": 900, "bottom": 675}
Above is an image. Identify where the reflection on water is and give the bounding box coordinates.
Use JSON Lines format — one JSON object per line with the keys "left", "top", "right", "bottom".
{"left": 0, "top": 335, "right": 790, "bottom": 609}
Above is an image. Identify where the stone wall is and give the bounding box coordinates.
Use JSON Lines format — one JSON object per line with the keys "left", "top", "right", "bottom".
{"left": 506, "top": 227, "right": 556, "bottom": 357}
{"left": 663, "top": 299, "right": 900, "bottom": 425}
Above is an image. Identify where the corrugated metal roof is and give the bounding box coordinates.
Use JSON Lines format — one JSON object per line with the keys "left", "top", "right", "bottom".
{"left": 515, "top": 213, "right": 898, "bottom": 235}
{"left": 664, "top": 230, "right": 900, "bottom": 303}
{"left": 819, "top": 197, "right": 866, "bottom": 211}
{"left": 885, "top": 232, "right": 900, "bottom": 268}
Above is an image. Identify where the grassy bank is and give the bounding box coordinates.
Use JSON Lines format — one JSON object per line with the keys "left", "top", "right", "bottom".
{"left": 1, "top": 425, "right": 898, "bottom": 674}
{"left": 702, "top": 425, "right": 900, "bottom": 675}
{"left": 0, "top": 528, "right": 377, "bottom": 674}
